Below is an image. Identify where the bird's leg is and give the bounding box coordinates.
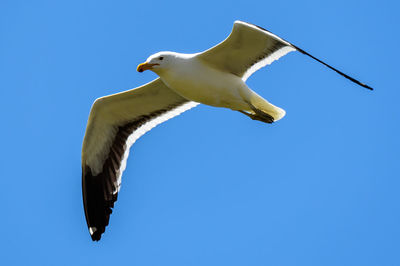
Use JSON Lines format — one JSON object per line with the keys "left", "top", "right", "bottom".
{"left": 238, "top": 110, "right": 274, "bottom": 124}
{"left": 238, "top": 101, "right": 275, "bottom": 124}
{"left": 250, "top": 106, "right": 274, "bottom": 124}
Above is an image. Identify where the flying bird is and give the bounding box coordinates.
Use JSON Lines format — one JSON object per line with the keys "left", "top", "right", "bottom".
{"left": 82, "top": 20, "right": 373, "bottom": 241}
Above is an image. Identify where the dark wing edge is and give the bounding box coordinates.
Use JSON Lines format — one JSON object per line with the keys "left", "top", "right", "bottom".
{"left": 245, "top": 21, "right": 374, "bottom": 90}
{"left": 237, "top": 21, "right": 296, "bottom": 80}
{"left": 82, "top": 100, "right": 198, "bottom": 241}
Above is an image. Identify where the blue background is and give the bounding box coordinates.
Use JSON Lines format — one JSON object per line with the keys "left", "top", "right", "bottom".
{"left": 1, "top": 0, "right": 399, "bottom": 265}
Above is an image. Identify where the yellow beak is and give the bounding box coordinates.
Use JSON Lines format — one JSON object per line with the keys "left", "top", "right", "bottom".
{"left": 137, "top": 62, "right": 159, "bottom": 72}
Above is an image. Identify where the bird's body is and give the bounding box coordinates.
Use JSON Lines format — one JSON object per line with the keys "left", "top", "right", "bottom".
{"left": 159, "top": 54, "right": 246, "bottom": 109}
{"left": 155, "top": 53, "right": 275, "bottom": 116}
{"left": 81, "top": 21, "right": 373, "bottom": 241}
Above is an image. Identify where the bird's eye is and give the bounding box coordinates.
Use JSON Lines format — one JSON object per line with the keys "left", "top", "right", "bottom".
{"left": 159, "top": 57, "right": 164, "bottom": 60}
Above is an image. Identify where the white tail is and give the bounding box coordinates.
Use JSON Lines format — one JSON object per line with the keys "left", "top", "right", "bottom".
{"left": 248, "top": 91, "right": 286, "bottom": 121}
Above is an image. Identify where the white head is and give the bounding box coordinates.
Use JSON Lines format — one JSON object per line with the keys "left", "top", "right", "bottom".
{"left": 137, "top": 51, "right": 177, "bottom": 74}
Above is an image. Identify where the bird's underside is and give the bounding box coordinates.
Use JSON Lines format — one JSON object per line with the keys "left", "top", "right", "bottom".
{"left": 82, "top": 20, "right": 373, "bottom": 241}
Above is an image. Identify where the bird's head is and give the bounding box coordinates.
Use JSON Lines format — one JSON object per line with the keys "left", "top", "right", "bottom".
{"left": 137, "top": 52, "right": 176, "bottom": 74}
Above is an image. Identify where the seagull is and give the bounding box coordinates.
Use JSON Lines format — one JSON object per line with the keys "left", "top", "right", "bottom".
{"left": 82, "top": 20, "right": 373, "bottom": 241}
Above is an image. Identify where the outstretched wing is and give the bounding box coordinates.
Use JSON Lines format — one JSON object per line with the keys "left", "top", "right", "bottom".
{"left": 197, "top": 20, "right": 296, "bottom": 81}
{"left": 198, "top": 20, "right": 373, "bottom": 90}
{"left": 82, "top": 78, "right": 198, "bottom": 241}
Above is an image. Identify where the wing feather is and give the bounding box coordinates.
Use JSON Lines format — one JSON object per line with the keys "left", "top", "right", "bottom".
{"left": 197, "top": 21, "right": 296, "bottom": 80}
{"left": 82, "top": 78, "right": 198, "bottom": 241}
{"left": 198, "top": 21, "right": 373, "bottom": 90}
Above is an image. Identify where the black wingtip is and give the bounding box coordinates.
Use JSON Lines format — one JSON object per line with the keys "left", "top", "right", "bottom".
{"left": 291, "top": 44, "right": 374, "bottom": 91}
{"left": 90, "top": 229, "right": 104, "bottom": 241}
{"left": 83, "top": 165, "right": 115, "bottom": 242}
{"left": 363, "top": 84, "right": 374, "bottom": 91}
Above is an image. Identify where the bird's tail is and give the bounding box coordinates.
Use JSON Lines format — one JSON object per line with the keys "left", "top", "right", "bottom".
{"left": 247, "top": 91, "right": 286, "bottom": 122}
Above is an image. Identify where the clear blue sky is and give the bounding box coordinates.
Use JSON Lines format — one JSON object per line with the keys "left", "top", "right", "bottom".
{"left": 1, "top": 0, "right": 399, "bottom": 265}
